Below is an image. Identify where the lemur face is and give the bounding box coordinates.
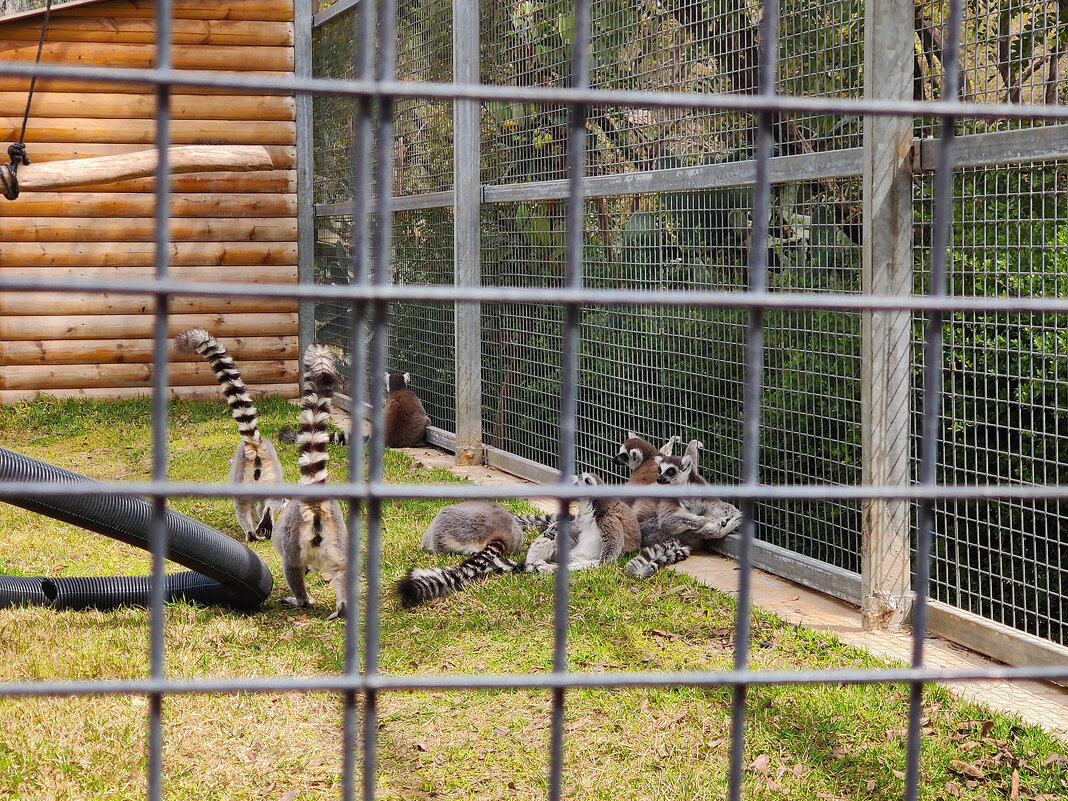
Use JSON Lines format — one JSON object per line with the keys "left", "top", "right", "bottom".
{"left": 655, "top": 455, "right": 693, "bottom": 485}
{"left": 615, "top": 444, "right": 644, "bottom": 470}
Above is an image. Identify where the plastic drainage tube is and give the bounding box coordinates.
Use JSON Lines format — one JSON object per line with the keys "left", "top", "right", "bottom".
{"left": 0, "top": 446, "right": 273, "bottom": 611}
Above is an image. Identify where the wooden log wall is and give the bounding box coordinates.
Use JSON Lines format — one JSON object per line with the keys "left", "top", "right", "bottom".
{"left": 0, "top": 0, "right": 299, "bottom": 402}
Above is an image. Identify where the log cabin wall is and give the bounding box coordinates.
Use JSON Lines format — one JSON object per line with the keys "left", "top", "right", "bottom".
{"left": 0, "top": 0, "right": 299, "bottom": 403}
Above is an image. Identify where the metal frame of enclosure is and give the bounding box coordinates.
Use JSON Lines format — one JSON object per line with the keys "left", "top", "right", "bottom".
{"left": 0, "top": 0, "right": 1067, "bottom": 799}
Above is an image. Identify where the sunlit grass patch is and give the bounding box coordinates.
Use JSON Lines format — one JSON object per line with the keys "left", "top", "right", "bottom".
{"left": 0, "top": 397, "right": 1065, "bottom": 799}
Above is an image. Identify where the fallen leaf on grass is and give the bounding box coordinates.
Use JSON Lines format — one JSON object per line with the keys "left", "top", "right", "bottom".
{"left": 950, "top": 760, "right": 984, "bottom": 780}
{"left": 831, "top": 744, "right": 850, "bottom": 760}
{"left": 1010, "top": 768, "right": 1019, "bottom": 799}
{"left": 749, "top": 753, "right": 771, "bottom": 773}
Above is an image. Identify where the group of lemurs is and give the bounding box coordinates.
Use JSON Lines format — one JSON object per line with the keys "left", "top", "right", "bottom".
{"left": 395, "top": 432, "right": 743, "bottom": 608}
{"left": 177, "top": 328, "right": 740, "bottom": 616}
{"left": 177, "top": 328, "right": 429, "bottom": 620}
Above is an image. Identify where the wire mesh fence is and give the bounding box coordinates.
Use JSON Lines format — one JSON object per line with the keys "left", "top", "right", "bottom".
{"left": 3, "top": 0, "right": 1068, "bottom": 796}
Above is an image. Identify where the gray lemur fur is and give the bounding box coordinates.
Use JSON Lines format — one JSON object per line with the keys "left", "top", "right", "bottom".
{"left": 420, "top": 501, "right": 525, "bottom": 556}
{"left": 525, "top": 472, "right": 640, "bottom": 573}
{"left": 272, "top": 345, "right": 348, "bottom": 619}
{"left": 625, "top": 439, "right": 742, "bottom": 580}
{"left": 176, "top": 327, "right": 286, "bottom": 542}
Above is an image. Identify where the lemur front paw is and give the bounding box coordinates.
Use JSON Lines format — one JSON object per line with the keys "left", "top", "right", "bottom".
{"left": 281, "top": 595, "right": 313, "bottom": 608}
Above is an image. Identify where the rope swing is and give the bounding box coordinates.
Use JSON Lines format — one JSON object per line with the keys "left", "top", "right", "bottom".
{"left": 0, "top": 0, "right": 274, "bottom": 201}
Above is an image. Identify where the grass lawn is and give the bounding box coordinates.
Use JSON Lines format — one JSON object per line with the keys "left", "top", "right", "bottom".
{"left": 0, "top": 396, "right": 1064, "bottom": 800}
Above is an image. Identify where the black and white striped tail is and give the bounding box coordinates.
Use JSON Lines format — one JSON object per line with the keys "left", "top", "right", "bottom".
{"left": 395, "top": 540, "right": 517, "bottom": 608}
{"left": 176, "top": 327, "right": 261, "bottom": 445}
{"left": 280, "top": 426, "right": 348, "bottom": 446}
{"left": 297, "top": 345, "right": 341, "bottom": 487}
{"left": 514, "top": 512, "right": 556, "bottom": 532}
{"left": 624, "top": 540, "right": 692, "bottom": 580}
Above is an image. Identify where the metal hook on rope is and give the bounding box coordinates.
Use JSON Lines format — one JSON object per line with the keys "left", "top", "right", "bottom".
{"left": 3, "top": 0, "right": 53, "bottom": 201}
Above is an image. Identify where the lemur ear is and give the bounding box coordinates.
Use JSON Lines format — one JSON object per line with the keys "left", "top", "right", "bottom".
{"left": 627, "top": 430, "right": 638, "bottom": 440}
{"left": 658, "top": 435, "right": 679, "bottom": 456}
{"left": 685, "top": 439, "right": 703, "bottom": 462}
{"left": 404, "top": 371, "right": 411, "bottom": 385}
{"left": 654, "top": 455, "right": 664, "bottom": 465}
{"left": 681, "top": 454, "right": 693, "bottom": 471}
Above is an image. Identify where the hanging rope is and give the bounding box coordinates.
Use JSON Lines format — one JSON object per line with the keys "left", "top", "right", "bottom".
{"left": 1, "top": 0, "right": 54, "bottom": 201}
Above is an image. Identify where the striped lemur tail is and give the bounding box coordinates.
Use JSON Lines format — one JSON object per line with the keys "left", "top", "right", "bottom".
{"left": 624, "top": 540, "right": 693, "bottom": 580}
{"left": 176, "top": 327, "right": 262, "bottom": 445}
{"left": 297, "top": 345, "right": 342, "bottom": 487}
{"left": 395, "top": 539, "right": 518, "bottom": 608}
{"left": 514, "top": 511, "right": 557, "bottom": 532}
{"left": 279, "top": 426, "right": 350, "bottom": 446}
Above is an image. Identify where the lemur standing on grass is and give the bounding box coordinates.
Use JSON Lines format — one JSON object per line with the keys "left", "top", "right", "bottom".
{"left": 625, "top": 439, "right": 742, "bottom": 579}
{"left": 176, "top": 328, "right": 286, "bottom": 542}
{"left": 272, "top": 345, "right": 348, "bottom": 620}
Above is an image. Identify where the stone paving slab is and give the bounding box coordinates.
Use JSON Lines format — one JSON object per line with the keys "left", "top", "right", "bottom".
{"left": 354, "top": 428, "right": 1068, "bottom": 740}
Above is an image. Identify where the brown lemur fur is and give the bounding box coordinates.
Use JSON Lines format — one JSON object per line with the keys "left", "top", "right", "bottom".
{"left": 625, "top": 439, "right": 742, "bottom": 579}
{"left": 615, "top": 432, "right": 680, "bottom": 524}
{"left": 176, "top": 327, "right": 285, "bottom": 542}
{"left": 272, "top": 345, "right": 348, "bottom": 619}
{"left": 384, "top": 372, "right": 430, "bottom": 447}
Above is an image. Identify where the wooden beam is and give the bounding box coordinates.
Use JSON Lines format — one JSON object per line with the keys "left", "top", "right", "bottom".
{"left": 0, "top": 241, "right": 298, "bottom": 268}
{"left": 0, "top": 313, "right": 297, "bottom": 341}
{"left": 0, "top": 92, "right": 295, "bottom": 121}
{"left": 7, "top": 144, "right": 295, "bottom": 169}
{"left": 0, "top": 336, "right": 297, "bottom": 366}
{"left": 0, "top": 118, "right": 296, "bottom": 146}
{"left": 0, "top": 360, "right": 297, "bottom": 391}
{"left": 9, "top": 192, "right": 297, "bottom": 218}
{"left": 0, "top": 217, "right": 297, "bottom": 241}
{"left": 0, "top": 72, "right": 294, "bottom": 95}
{"left": 0, "top": 43, "right": 294, "bottom": 72}
{"left": 0, "top": 19, "right": 294, "bottom": 47}
{"left": 1, "top": 292, "right": 297, "bottom": 316}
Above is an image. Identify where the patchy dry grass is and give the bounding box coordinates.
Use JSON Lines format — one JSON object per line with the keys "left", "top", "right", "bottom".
{"left": 0, "top": 396, "right": 1065, "bottom": 800}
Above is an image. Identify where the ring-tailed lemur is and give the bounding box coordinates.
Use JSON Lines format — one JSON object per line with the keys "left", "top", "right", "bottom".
{"left": 524, "top": 472, "right": 640, "bottom": 573}
{"left": 615, "top": 432, "right": 679, "bottom": 523}
{"left": 279, "top": 425, "right": 350, "bottom": 446}
{"left": 395, "top": 502, "right": 524, "bottom": 607}
{"left": 625, "top": 439, "right": 742, "bottom": 579}
{"left": 272, "top": 345, "right": 348, "bottom": 619}
{"left": 176, "top": 328, "right": 285, "bottom": 542}
{"left": 385, "top": 372, "right": 430, "bottom": 447}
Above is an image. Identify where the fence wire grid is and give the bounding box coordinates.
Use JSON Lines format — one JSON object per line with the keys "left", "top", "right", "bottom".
{"left": 1, "top": 0, "right": 1068, "bottom": 798}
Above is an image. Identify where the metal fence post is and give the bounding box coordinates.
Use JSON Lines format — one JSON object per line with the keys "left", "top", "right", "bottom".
{"left": 295, "top": 0, "right": 315, "bottom": 378}
{"left": 860, "top": 0, "right": 914, "bottom": 630}
{"left": 453, "top": 0, "right": 482, "bottom": 465}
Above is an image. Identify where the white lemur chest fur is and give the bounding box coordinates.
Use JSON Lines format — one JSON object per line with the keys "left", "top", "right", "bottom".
{"left": 567, "top": 500, "right": 602, "bottom": 563}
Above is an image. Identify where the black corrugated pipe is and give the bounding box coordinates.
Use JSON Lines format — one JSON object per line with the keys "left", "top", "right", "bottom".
{"left": 0, "top": 446, "right": 273, "bottom": 611}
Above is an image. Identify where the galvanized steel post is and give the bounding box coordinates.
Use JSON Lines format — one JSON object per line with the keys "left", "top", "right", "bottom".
{"left": 860, "top": 0, "right": 914, "bottom": 630}
{"left": 453, "top": 0, "right": 483, "bottom": 466}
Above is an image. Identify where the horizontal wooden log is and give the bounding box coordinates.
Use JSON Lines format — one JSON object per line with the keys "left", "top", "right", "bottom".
{"left": 57, "top": 170, "right": 298, "bottom": 194}
{"left": 1, "top": 291, "right": 297, "bottom": 316}
{"left": 0, "top": 118, "right": 296, "bottom": 146}
{"left": 9, "top": 192, "right": 297, "bottom": 218}
{"left": 0, "top": 19, "right": 294, "bottom": 47}
{"left": 0, "top": 312, "right": 297, "bottom": 341}
{"left": 6, "top": 146, "right": 276, "bottom": 195}
{"left": 0, "top": 217, "right": 297, "bottom": 242}
{"left": 0, "top": 92, "right": 295, "bottom": 121}
{"left": 0, "top": 43, "right": 293, "bottom": 72}
{"left": 0, "top": 72, "right": 294, "bottom": 95}
{"left": 0, "top": 241, "right": 298, "bottom": 268}
{"left": 56, "top": 0, "right": 295, "bottom": 22}
{"left": 0, "top": 265, "right": 298, "bottom": 283}
{"left": 10, "top": 144, "right": 295, "bottom": 170}
{"left": 0, "top": 336, "right": 297, "bottom": 366}
{"left": 0, "top": 359, "right": 297, "bottom": 391}
{"left": 0, "top": 383, "right": 300, "bottom": 405}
